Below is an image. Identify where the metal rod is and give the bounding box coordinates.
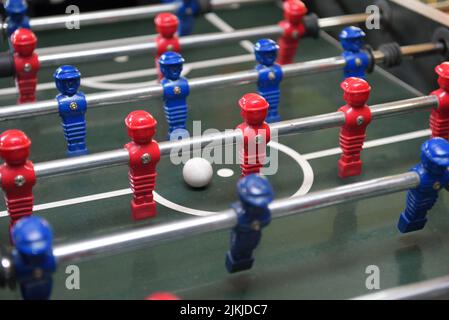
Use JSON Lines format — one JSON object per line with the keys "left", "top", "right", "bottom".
{"left": 318, "top": 13, "right": 369, "bottom": 29}
{"left": 3, "top": 42, "right": 442, "bottom": 120}
{"left": 352, "top": 275, "right": 449, "bottom": 300}
{"left": 32, "top": 95, "right": 438, "bottom": 179}
{"left": 23, "top": 0, "right": 273, "bottom": 32}
{"left": 372, "top": 42, "right": 446, "bottom": 62}
{"left": 0, "top": 57, "right": 346, "bottom": 121}
{"left": 52, "top": 171, "right": 419, "bottom": 263}
{"left": 34, "top": 12, "right": 368, "bottom": 68}
{"left": 36, "top": 25, "right": 284, "bottom": 67}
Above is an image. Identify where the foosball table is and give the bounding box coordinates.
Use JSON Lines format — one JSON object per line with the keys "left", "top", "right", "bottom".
{"left": 0, "top": 0, "right": 449, "bottom": 300}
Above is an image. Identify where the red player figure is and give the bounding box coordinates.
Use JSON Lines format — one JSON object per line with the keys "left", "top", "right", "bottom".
{"left": 0, "top": 130, "right": 36, "bottom": 235}
{"left": 430, "top": 62, "right": 449, "bottom": 139}
{"left": 277, "top": 0, "right": 307, "bottom": 65}
{"left": 145, "top": 292, "right": 180, "bottom": 300}
{"left": 236, "top": 93, "right": 271, "bottom": 177}
{"left": 337, "top": 77, "right": 372, "bottom": 178}
{"left": 11, "top": 28, "right": 40, "bottom": 104}
{"left": 155, "top": 13, "right": 181, "bottom": 80}
{"left": 125, "top": 110, "right": 161, "bottom": 220}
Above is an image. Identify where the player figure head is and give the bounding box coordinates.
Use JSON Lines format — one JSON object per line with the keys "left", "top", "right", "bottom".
{"left": 11, "top": 28, "right": 37, "bottom": 57}
{"left": 155, "top": 13, "right": 179, "bottom": 38}
{"left": 237, "top": 174, "right": 274, "bottom": 213}
{"left": 283, "top": 0, "right": 307, "bottom": 25}
{"left": 5, "top": 0, "right": 28, "bottom": 21}
{"left": 12, "top": 216, "right": 54, "bottom": 265}
{"left": 341, "top": 77, "right": 371, "bottom": 107}
{"left": 339, "top": 26, "right": 366, "bottom": 52}
{"left": 254, "top": 39, "right": 279, "bottom": 66}
{"left": 239, "top": 93, "right": 269, "bottom": 125}
{"left": 435, "top": 62, "right": 449, "bottom": 92}
{"left": 53, "top": 65, "right": 81, "bottom": 96}
{"left": 125, "top": 110, "right": 157, "bottom": 144}
{"left": 0, "top": 129, "right": 31, "bottom": 166}
{"left": 420, "top": 138, "right": 449, "bottom": 175}
{"left": 159, "top": 52, "right": 184, "bottom": 81}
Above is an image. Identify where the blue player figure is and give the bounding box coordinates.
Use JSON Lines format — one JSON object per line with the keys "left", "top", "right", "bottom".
{"left": 159, "top": 52, "right": 190, "bottom": 139}
{"left": 54, "top": 65, "right": 88, "bottom": 157}
{"left": 176, "top": 0, "right": 200, "bottom": 36}
{"left": 397, "top": 137, "right": 449, "bottom": 233}
{"left": 11, "top": 216, "right": 56, "bottom": 300}
{"left": 339, "top": 26, "right": 371, "bottom": 79}
{"left": 4, "top": 0, "right": 30, "bottom": 38}
{"left": 254, "top": 39, "right": 284, "bottom": 123}
{"left": 225, "top": 174, "right": 274, "bottom": 273}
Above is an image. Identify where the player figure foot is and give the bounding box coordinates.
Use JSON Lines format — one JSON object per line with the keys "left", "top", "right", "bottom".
{"left": 225, "top": 252, "right": 254, "bottom": 273}
{"left": 67, "top": 147, "right": 88, "bottom": 157}
{"left": 131, "top": 201, "right": 157, "bottom": 220}
{"left": 397, "top": 213, "right": 428, "bottom": 233}
{"left": 338, "top": 159, "right": 362, "bottom": 178}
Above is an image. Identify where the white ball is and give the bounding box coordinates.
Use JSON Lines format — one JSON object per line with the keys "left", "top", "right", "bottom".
{"left": 183, "top": 157, "right": 213, "bottom": 188}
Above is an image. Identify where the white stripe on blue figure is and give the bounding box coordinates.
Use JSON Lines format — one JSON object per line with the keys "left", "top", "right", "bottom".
{"left": 254, "top": 39, "right": 284, "bottom": 123}
{"left": 160, "top": 52, "right": 190, "bottom": 140}
{"left": 11, "top": 216, "right": 56, "bottom": 300}
{"left": 340, "top": 26, "right": 372, "bottom": 79}
{"left": 54, "top": 66, "right": 88, "bottom": 157}
{"left": 225, "top": 174, "right": 274, "bottom": 273}
{"left": 4, "top": 0, "right": 30, "bottom": 39}
{"left": 398, "top": 138, "right": 449, "bottom": 233}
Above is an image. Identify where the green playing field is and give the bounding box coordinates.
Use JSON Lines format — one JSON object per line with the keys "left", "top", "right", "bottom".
{"left": 0, "top": 2, "right": 449, "bottom": 299}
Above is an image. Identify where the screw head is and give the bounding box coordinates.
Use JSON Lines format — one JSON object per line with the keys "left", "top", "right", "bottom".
{"left": 167, "top": 44, "right": 173, "bottom": 51}
{"left": 173, "top": 86, "right": 181, "bottom": 95}
{"left": 69, "top": 102, "right": 78, "bottom": 110}
{"left": 251, "top": 220, "right": 261, "bottom": 231}
{"left": 356, "top": 116, "right": 364, "bottom": 126}
{"left": 292, "top": 30, "right": 298, "bottom": 39}
{"left": 141, "top": 153, "right": 151, "bottom": 164}
{"left": 14, "top": 175, "right": 26, "bottom": 187}
{"left": 268, "top": 72, "right": 276, "bottom": 80}
{"left": 355, "top": 58, "right": 362, "bottom": 67}
{"left": 33, "top": 268, "right": 44, "bottom": 279}
{"left": 433, "top": 182, "right": 441, "bottom": 190}
{"left": 23, "top": 63, "right": 32, "bottom": 73}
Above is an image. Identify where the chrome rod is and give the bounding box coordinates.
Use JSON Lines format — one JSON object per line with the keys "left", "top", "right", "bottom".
{"left": 27, "top": 0, "right": 273, "bottom": 32}
{"left": 34, "top": 12, "right": 367, "bottom": 67}
{"left": 36, "top": 25, "right": 283, "bottom": 67}
{"left": 3, "top": 40, "right": 441, "bottom": 120}
{"left": 0, "top": 57, "right": 346, "bottom": 121}
{"left": 372, "top": 42, "right": 446, "bottom": 63}
{"left": 53, "top": 171, "right": 419, "bottom": 263}
{"left": 318, "top": 13, "right": 369, "bottom": 29}
{"left": 32, "top": 95, "right": 438, "bottom": 179}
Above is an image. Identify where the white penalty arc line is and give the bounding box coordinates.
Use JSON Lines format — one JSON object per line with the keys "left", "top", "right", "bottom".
{"left": 204, "top": 12, "right": 254, "bottom": 53}
{"left": 0, "top": 128, "right": 431, "bottom": 218}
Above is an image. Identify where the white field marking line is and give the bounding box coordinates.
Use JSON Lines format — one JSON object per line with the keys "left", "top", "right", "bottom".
{"left": 0, "top": 140, "right": 313, "bottom": 217}
{"left": 303, "top": 129, "right": 430, "bottom": 160}
{"left": 0, "top": 54, "right": 254, "bottom": 95}
{"left": 0, "top": 128, "right": 431, "bottom": 218}
{"left": 204, "top": 12, "right": 254, "bottom": 53}
{"left": 154, "top": 141, "right": 313, "bottom": 216}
